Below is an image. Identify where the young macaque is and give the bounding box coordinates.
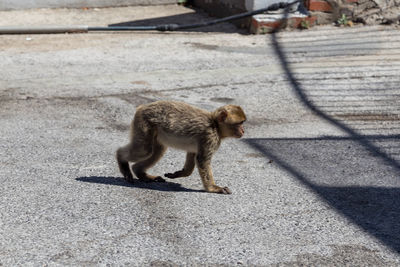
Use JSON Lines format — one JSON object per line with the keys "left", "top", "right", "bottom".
{"left": 116, "top": 100, "right": 246, "bottom": 194}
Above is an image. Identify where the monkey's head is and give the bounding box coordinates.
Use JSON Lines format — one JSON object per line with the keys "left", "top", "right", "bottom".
{"left": 214, "top": 105, "right": 246, "bottom": 139}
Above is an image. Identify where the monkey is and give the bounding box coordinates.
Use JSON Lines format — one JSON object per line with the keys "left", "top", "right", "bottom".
{"left": 116, "top": 100, "right": 246, "bottom": 194}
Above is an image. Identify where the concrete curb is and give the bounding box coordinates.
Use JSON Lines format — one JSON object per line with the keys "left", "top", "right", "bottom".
{"left": 0, "top": 0, "right": 176, "bottom": 11}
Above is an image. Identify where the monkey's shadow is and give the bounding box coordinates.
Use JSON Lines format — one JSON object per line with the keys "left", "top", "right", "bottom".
{"left": 76, "top": 176, "right": 204, "bottom": 193}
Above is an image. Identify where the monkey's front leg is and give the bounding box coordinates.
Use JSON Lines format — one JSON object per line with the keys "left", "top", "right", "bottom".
{"left": 196, "top": 154, "right": 231, "bottom": 194}
{"left": 165, "top": 153, "right": 196, "bottom": 179}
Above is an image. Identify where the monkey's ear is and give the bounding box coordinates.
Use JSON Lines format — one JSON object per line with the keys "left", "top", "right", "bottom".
{"left": 217, "top": 110, "right": 228, "bottom": 123}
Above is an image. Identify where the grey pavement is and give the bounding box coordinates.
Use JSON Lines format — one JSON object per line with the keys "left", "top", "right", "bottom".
{"left": 1, "top": 5, "right": 400, "bottom": 266}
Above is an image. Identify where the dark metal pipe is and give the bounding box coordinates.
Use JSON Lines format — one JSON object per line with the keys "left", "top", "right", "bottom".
{"left": 88, "top": 26, "right": 157, "bottom": 31}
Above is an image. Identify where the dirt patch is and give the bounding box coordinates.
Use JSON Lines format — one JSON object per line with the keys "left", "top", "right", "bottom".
{"left": 0, "top": 89, "right": 14, "bottom": 103}
{"left": 186, "top": 42, "right": 219, "bottom": 51}
{"left": 210, "top": 97, "right": 235, "bottom": 103}
{"left": 0, "top": 91, "right": 156, "bottom": 132}
{"left": 131, "top": 80, "right": 151, "bottom": 86}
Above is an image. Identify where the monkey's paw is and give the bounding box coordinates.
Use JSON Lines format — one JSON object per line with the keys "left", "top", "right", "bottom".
{"left": 164, "top": 171, "right": 183, "bottom": 179}
{"left": 220, "top": 187, "right": 232, "bottom": 194}
{"left": 124, "top": 174, "right": 135, "bottom": 184}
{"left": 153, "top": 176, "right": 166, "bottom": 183}
{"left": 209, "top": 186, "right": 232, "bottom": 194}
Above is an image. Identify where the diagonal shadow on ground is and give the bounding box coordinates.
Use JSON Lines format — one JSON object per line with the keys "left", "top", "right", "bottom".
{"left": 245, "top": 136, "right": 400, "bottom": 252}
{"left": 256, "top": 11, "right": 400, "bottom": 252}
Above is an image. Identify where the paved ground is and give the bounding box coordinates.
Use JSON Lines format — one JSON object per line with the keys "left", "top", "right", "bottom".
{"left": 1, "top": 5, "right": 400, "bottom": 266}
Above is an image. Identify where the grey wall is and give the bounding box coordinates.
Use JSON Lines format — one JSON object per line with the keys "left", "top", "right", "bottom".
{"left": 0, "top": 0, "right": 176, "bottom": 10}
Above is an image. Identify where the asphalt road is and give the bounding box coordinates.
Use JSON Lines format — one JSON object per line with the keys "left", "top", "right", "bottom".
{"left": 1, "top": 6, "right": 400, "bottom": 266}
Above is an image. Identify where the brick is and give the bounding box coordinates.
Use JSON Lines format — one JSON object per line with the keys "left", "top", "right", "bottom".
{"left": 250, "top": 16, "right": 317, "bottom": 34}
{"left": 307, "top": 0, "right": 333, "bottom": 12}
{"left": 250, "top": 19, "right": 283, "bottom": 34}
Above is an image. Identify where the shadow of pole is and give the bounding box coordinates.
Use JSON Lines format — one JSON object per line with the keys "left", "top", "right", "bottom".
{"left": 270, "top": 12, "right": 400, "bottom": 172}
{"left": 246, "top": 137, "right": 400, "bottom": 252}
{"left": 247, "top": 8, "right": 400, "bottom": 253}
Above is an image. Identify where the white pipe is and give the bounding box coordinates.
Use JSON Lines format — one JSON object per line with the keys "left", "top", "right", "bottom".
{"left": 0, "top": 25, "right": 88, "bottom": 34}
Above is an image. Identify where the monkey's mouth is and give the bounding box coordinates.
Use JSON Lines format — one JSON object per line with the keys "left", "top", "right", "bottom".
{"left": 235, "top": 132, "right": 244, "bottom": 138}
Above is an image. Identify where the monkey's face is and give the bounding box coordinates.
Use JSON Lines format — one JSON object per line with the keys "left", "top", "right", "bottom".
{"left": 230, "top": 122, "right": 245, "bottom": 138}
{"left": 216, "top": 105, "right": 246, "bottom": 139}
{"left": 218, "top": 121, "right": 245, "bottom": 138}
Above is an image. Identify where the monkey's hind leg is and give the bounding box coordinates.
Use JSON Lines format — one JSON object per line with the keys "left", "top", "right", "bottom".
{"left": 116, "top": 145, "right": 136, "bottom": 183}
{"left": 116, "top": 134, "right": 155, "bottom": 183}
{"left": 116, "top": 109, "right": 158, "bottom": 183}
{"left": 132, "top": 141, "right": 167, "bottom": 183}
{"left": 116, "top": 138, "right": 156, "bottom": 183}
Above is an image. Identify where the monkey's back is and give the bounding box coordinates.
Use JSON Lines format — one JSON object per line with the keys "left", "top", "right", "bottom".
{"left": 138, "top": 101, "right": 217, "bottom": 137}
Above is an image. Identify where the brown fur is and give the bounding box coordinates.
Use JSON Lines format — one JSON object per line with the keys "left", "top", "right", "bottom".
{"left": 116, "top": 100, "right": 246, "bottom": 194}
